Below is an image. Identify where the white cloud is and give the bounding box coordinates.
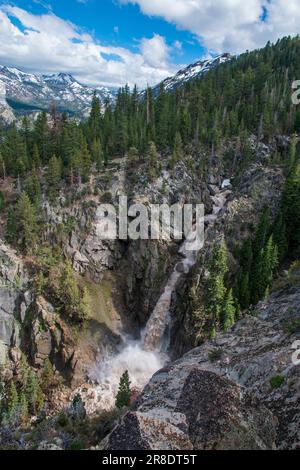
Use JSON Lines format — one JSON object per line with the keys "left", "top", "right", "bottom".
{"left": 173, "top": 40, "right": 182, "bottom": 51}
{"left": 140, "top": 34, "right": 170, "bottom": 69}
{"left": 0, "top": 5, "right": 178, "bottom": 88}
{"left": 119, "top": 0, "right": 300, "bottom": 54}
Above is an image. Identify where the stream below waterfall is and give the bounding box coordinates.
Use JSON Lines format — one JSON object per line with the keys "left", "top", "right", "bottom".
{"left": 85, "top": 185, "right": 230, "bottom": 413}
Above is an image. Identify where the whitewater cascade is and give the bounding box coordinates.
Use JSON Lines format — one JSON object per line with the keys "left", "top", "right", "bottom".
{"left": 87, "top": 186, "right": 230, "bottom": 412}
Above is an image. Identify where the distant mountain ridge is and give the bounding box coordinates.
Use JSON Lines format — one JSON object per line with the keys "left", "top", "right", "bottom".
{"left": 152, "top": 53, "right": 232, "bottom": 95}
{"left": 0, "top": 54, "right": 232, "bottom": 124}
{"left": 0, "top": 65, "right": 117, "bottom": 123}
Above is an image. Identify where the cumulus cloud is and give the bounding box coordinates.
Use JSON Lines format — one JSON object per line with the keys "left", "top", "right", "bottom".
{"left": 140, "top": 34, "right": 170, "bottom": 69}
{"left": 0, "top": 5, "right": 178, "bottom": 88}
{"left": 119, "top": 0, "right": 300, "bottom": 54}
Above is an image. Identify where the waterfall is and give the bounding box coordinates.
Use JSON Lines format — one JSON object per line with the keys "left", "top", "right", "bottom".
{"left": 142, "top": 230, "right": 199, "bottom": 352}
{"left": 85, "top": 185, "right": 230, "bottom": 413}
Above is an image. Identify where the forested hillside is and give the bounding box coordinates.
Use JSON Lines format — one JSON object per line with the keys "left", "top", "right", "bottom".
{"left": 1, "top": 36, "right": 300, "bottom": 313}
{"left": 1, "top": 36, "right": 300, "bottom": 450}
{"left": 2, "top": 36, "right": 300, "bottom": 179}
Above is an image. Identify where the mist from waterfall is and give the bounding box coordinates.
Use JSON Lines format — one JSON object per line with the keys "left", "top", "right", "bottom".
{"left": 86, "top": 186, "right": 230, "bottom": 412}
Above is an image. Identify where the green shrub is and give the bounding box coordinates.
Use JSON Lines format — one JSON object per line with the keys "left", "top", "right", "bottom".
{"left": 68, "top": 438, "right": 84, "bottom": 450}
{"left": 94, "top": 409, "right": 121, "bottom": 441}
{"left": 0, "top": 191, "right": 4, "bottom": 211}
{"left": 270, "top": 375, "right": 285, "bottom": 389}
{"left": 100, "top": 191, "right": 113, "bottom": 204}
{"left": 208, "top": 348, "right": 223, "bottom": 363}
{"left": 282, "top": 318, "right": 300, "bottom": 334}
{"left": 57, "top": 412, "right": 68, "bottom": 428}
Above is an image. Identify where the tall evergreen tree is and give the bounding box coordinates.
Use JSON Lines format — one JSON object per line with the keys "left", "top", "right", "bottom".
{"left": 170, "top": 132, "right": 183, "bottom": 168}
{"left": 115, "top": 370, "right": 131, "bottom": 409}
{"left": 8, "top": 382, "right": 19, "bottom": 418}
{"left": 147, "top": 141, "right": 159, "bottom": 180}
{"left": 89, "top": 93, "right": 102, "bottom": 141}
{"left": 282, "top": 162, "right": 300, "bottom": 255}
{"left": 15, "top": 192, "right": 37, "bottom": 253}
{"left": 206, "top": 240, "right": 228, "bottom": 331}
{"left": 46, "top": 155, "right": 62, "bottom": 201}
{"left": 59, "top": 261, "right": 90, "bottom": 321}
{"left": 223, "top": 289, "right": 236, "bottom": 331}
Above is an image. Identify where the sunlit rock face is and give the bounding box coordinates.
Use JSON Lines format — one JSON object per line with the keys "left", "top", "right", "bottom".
{"left": 104, "top": 277, "right": 300, "bottom": 450}
{"left": 0, "top": 243, "right": 28, "bottom": 365}
{"left": 104, "top": 369, "right": 276, "bottom": 450}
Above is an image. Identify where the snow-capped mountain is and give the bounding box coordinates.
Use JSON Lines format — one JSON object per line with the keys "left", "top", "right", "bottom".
{"left": 0, "top": 65, "right": 117, "bottom": 123}
{"left": 152, "top": 53, "right": 232, "bottom": 95}
{"left": 0, "top": 54, "right": 232, "bottom": 124}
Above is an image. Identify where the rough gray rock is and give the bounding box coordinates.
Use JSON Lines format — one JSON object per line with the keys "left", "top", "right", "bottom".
{"left": 175, "top": 278, "right": 300, "bottom": 449}
{"left": 105, "top": 369, "right": 276, "bottom": 450}
{"left": 188, "top": 289, "right": 300, "bottom": 448}
{"left": 29, "top": 296, "right": 68, "bottom": 369}
{"left": 171, "top": 163, "right": 285, "bottom": 355}
{"left": 0, "top": 242, "right": 29, "bottom": 364}
{"left": 105, "top": 274, "right": 300, "bottom": 450}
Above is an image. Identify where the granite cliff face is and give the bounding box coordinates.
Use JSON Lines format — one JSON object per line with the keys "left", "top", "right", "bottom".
{"left": 171, "top": 162, "right": 285, "bottom": 355}
{"left": 104, "top": 369, "right": 276, "bottom": 450}
{"left": 104, "top": 273, "right": 300, "bottom": 450}
{"left": 1, "top": 135, "right": 298, "bottom": 450}
{"left": 0, "top": 243, "right": 29, "bottom": 365}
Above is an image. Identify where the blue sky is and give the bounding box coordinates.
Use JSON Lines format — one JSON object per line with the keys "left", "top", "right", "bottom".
{"left": 0, "top": 0, "right": 299, "bottom": 88}
{"left": 1, "top": 0, "right": 206, "bottom": 67}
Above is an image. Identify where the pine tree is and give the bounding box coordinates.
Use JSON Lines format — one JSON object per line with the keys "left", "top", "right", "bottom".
{"left": 69, "top": 150, "right": 82, "bottom": 184}
{"left": 252, "top": 208, "right": 270, "bottom": 258}
{"left": 237, "top": 239, "right": 253, "bottom": 308}
{"left": 5, "top": 206, "right": 17, "bottom": 245}
{"left": 89, "top": 93, "right": 102, "bottom": 141}
{"left": 180, "top": 108, "right": 192, "bottom": 145}
{"left": 34, "top": 112, "right": 50, "bottom": 163}
{"left": 24, "top": 169, "right": 42, "bottom": 206}
{"left": 8, "top": 382, "right": 19, "bottom": 418}
{"left": 25, "top": 370, "right": 44, "bottom": 414}
{"left": 32, "top": 143, "right": 41, "bottom": 169}
{"left": 287, "top": 135, "right": 297, "bottom": 173}
{"left": 15, "top": 192, "right": 37, "bottom": 253}
{"left": 240, "top": 239, "right": 253, "bottom": 273}
{"left": 239, "top": 272, "right": 251, "bottom": 309}
{"left": 223, "top": 289, "right": 236, "bottom": 331}
{"left": 19, "top": 354, "right": 29, "bottom": 389}
{"left": 59, "top": 261, "right": 89, "bottom": 321}
{"left": 0, "top": 191, "right": 4, "bottom": 212}
{"left": 0, "top": 151, "right": 6, "bottom": 179}
{"left": 80, "top": 140, "right": 92, "bottom": 183}
{"left": 0, "top": 367, "right": 5, "bottom": 421}
{"left": 155, "top": 84, "right": 168, "bottom": 149}
{"left": 127, "top": 147, "right": 139, "bottom": 166}
{"left": 41, "top": 358, "right": 55, "bottom": 391}
{"left": 170, "top": 132, "right": 183, "bottom": 168}
{"left": 273, "top": 212, "right": 288, "bottom": 261}
{"left": 252, "top": 236, "right": 278, "bottom": 304}
{"left": 147, "top": 141, "right": 158, "bottom": 180}
{"left": 206, "top": 240, "right": 228, "bottom": 330}
{"left": 46, "top": 155, "right": 62, "bottom": 201}
{"left": 282, "top": 162, "right": 300, "bottom": 255}
{"left": 115, "top": 370, "right": 131, "bottom": 409}
{"left": 264, "top": 235, "right": 279, "bottom": 285}
{"left": 250, "top": 209, "right": 270, "bottom": 300}
{"left": 91, "top": 137, "right": 103, "bottom": 170}
{"left": 19, "top": 393, "right": 29, "bottom": 425}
